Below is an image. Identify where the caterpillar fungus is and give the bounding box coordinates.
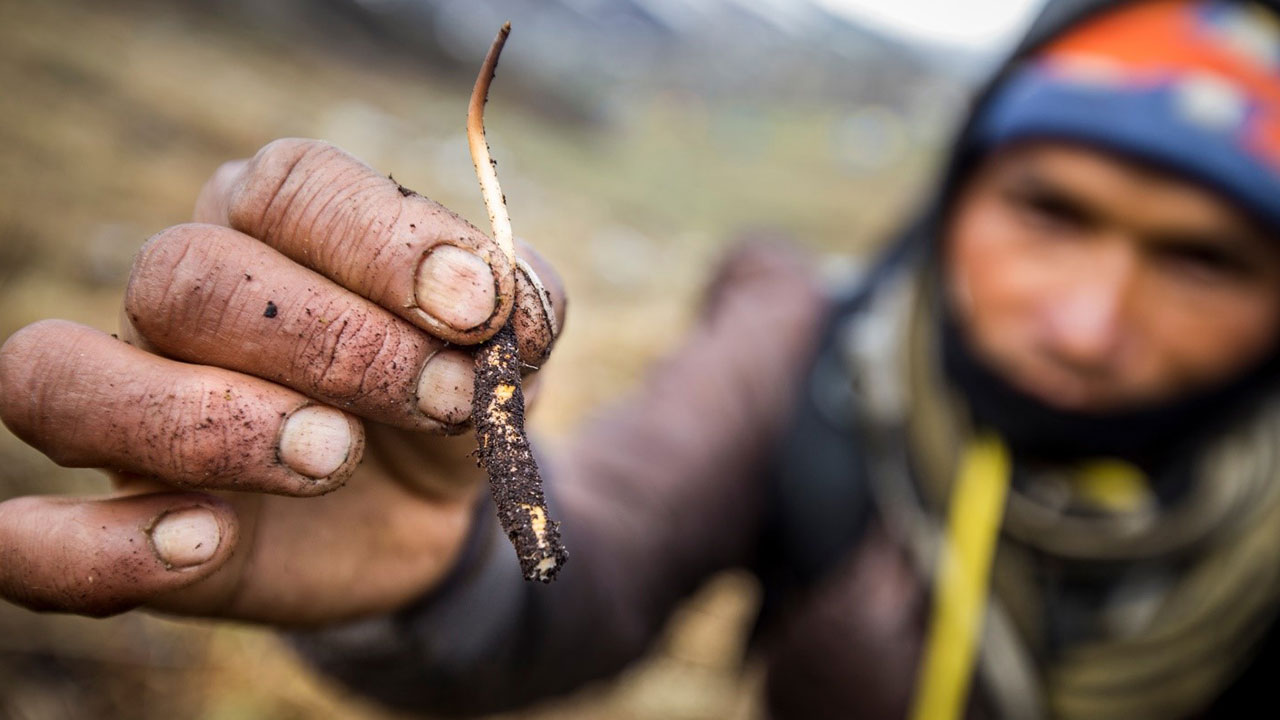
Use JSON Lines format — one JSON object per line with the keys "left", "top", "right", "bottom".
{"left": 467, "top": 23, "right": 568, "bottom": 583}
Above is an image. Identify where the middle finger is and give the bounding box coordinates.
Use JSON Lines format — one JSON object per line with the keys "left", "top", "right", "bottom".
{"left": 126, "top": 223, "right": 475, "bottom": 431}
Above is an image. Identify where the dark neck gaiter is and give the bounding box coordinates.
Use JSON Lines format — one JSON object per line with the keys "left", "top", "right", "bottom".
{"left": 939, "top": 304, "right": 1280, "bottom": 472}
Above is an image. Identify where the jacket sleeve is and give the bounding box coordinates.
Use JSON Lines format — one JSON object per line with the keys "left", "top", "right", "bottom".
{"left": 289, "top": 241, "right": 830, "bottom": 716}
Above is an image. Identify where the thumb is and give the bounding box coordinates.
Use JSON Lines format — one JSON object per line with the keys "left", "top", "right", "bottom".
{"left": 0, "top": 492, "right": 238, "bottom": 617}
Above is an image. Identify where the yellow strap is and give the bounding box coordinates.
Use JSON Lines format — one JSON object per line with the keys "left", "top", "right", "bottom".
{"left": 909, "top": 434, "right": 1011, "bottom": 720}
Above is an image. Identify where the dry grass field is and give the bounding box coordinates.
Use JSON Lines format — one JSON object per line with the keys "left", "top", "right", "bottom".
{"left": 0, "top": 0, "right": 946, "bottom": 716}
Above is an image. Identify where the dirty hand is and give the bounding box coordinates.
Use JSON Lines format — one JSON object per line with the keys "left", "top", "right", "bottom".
{"left": 0, "top": 139, "right": 565, "bottom": 625}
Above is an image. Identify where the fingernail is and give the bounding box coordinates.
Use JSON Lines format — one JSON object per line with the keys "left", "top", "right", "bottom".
{"left": 417, "top": 350, "right": 474, "bottom": 424}
{"left": 279, "top": 406, "right": 353, "bottom": 478}
{"left": 517, "top": 258, "right": 559, "bottom": 339}
{"left": 150, "top": 507, "right": 221, "bottom": 570}
{"left": 415, "top": 245, "right": 497, "bottom": 331}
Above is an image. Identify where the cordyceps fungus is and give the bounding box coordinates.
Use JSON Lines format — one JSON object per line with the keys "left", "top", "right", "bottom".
{"left": 467, "top": 23, "right": 568, "bottom": 583}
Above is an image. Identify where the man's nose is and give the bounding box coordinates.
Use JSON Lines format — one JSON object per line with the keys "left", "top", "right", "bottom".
{"left": 1041, "top": 249, "right": 1133, "bottom": 372}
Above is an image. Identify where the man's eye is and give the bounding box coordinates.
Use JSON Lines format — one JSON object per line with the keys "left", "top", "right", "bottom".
{"left": 1154, "top": 244, "right": 1251, "bottom": 281}
{"left": 1006, "top": 189, "right": 1089, "bottom": 235}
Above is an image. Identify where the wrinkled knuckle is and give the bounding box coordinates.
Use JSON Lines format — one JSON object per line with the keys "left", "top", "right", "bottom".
{"left": 252, "top": 138, "right": 330, "bottom": 181}
{"left": 319, "top": 190, "right": 399, "bottom": 269}
{"left": 351, "top": 324, "right": 411, "bottom": 402}
{"left": 289, "top": 306, "right": 419, "bottom": 418}
{"left": 126, "top": 224, "right": 219, "bottom": 338}
{"left": 293, "top": 306, "right": 341, "bottom": 384}
{"left": 242, "top": 138, "right": 318, "bottom": 194}
{"left": 342, "top": 323, "right": 393, "bottom": 397}
{"left": 228, "top": 138, "right": 336, "bottom": 235}
{"left": 0, "top": 329, "right": 94, "bottom": 466}
{"left": 129, "top": 225, "right": 203, "bottom": 299}
{"left": 0, "top": 320, "right": 61, "bottom": 380}
{"left": 294, "top": 306, "right": 365, "bottom": 399}
{"left": 0, "top": 321, "right": 82, "bottom": 438}
{"left": 2, "top": 317, "right": 73, "bottom": 355}
{"left": 155, "top": 380, "right": 243, "bottom": 486}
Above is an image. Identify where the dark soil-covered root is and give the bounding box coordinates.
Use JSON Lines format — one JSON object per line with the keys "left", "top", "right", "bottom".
{"left": 473, "top": 324, "right": 567, "bottom": 582}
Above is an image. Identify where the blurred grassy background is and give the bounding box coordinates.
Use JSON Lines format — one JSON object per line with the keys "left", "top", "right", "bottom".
{"left": 0, "top": 0, "right": 956, "bottom": 716}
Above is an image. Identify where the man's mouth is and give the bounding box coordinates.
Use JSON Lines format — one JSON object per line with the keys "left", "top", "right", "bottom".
{"left": 1002, "top": 357, "right": 1119, "bottom": 412}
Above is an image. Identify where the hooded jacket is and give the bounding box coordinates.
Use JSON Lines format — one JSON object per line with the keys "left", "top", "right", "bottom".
{"left": 292, "top": 2, "right": 1280, "bottom": 718}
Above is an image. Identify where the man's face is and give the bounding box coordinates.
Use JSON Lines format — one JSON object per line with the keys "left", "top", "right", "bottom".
{"left": 945, "top": 142, "right": 1280, "bottom": 413}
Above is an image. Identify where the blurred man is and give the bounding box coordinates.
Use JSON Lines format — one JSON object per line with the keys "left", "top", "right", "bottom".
{"left": 3, "top": 0, "right": 1280, "bottom": 717}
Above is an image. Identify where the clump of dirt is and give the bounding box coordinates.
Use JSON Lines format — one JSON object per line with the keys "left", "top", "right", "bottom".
{"left": 388, "top": 174, "right": 419, "bottom": 198}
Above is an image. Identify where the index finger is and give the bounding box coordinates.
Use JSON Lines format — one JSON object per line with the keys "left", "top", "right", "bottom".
{"left": 195, "top": 139, "right": 515, "bottom": 346}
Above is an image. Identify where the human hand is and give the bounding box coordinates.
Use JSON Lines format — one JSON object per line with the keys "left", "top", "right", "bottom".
{"left": 0, "top": 139, "right": 565, "bottom": 625}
